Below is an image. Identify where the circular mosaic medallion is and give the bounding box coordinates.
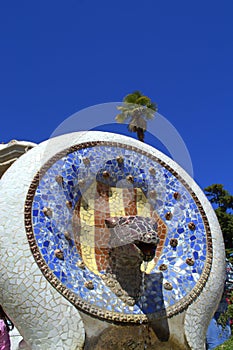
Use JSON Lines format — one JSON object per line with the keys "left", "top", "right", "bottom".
{"left": 25, "top": 141, "right": 212, "bottom": 323}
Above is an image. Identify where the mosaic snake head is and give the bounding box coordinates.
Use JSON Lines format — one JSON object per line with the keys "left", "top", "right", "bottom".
{"left": 105, "top": 215, "right": 159, "bottom": 262}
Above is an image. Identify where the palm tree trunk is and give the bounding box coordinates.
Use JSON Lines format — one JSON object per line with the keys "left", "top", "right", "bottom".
{"left": 136, "top": 128, "right": 144, "bottom": 142}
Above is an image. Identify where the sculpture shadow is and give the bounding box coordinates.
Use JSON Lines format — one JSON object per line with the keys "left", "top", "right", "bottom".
{"left": 137, "top": 271, "right": 170, "bottom": 342}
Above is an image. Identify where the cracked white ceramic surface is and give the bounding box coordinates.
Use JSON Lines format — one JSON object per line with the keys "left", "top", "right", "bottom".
{"left": 0, "top": 131, "right": 226, "bottom": 349}
{"left": 184, "top": 193, "right": 226, "bottom": 350}
{"left": 0, "top": 134, "right": 86, "bottom": 350}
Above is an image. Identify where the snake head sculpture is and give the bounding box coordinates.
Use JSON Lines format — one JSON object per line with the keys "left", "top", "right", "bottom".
{"left": 104, "top": 215, "right": 160, "bottom": 302}
{"left": 105, "top": 215, "right": 160, "bottom": 262}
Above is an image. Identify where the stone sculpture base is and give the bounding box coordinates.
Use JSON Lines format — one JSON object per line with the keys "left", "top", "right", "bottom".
{"left": 81, "top": 312, "right": 188, "bottom": 350}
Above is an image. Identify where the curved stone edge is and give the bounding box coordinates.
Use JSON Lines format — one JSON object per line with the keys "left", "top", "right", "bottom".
{"left": 0, "top": 131, "right": 225, "bottom": 349}
{"left": 38, "top": 131, "right": 226, "bottom": 345}
{"left": 184, "top": 192, "right": 226, "bottom": 350}
{"left": 40, "top": 132, "right": 224, "bottom": 345}
{"left": 0, "top": 137, "right": 85, "bottom": 350}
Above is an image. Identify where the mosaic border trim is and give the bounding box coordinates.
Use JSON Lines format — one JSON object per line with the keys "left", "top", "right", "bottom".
{"left": 24, "top": 141, "right": 213, "bottom": 324}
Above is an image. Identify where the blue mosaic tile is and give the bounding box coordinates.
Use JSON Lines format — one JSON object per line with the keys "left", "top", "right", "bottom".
{"left": 31, "top": 144, "right": 209, "bottom": 317}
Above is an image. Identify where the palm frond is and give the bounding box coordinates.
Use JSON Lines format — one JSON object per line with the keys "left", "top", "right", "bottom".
{"left": 123, "top": 94, "right": 138, "bottom": 104}
{"left": 135, "top": 96, "right": 151, "bottom": 106}
{"left": 123, "top": 91, "right": 143, "bottom": 104}
{"left": 115, "top": 114, "right": 127, "bottom": 123}
{"left": 143, "top": 108, "right": 156, "bottom": 120}
{"left": 132, "top": 90, "right": 143, "bottom": 97}
{"left": 130, "top": 116, "right": 147, "bottom": 130}
{"left": 116, "top": 90, "right": 157, "bottom": 142}
{"left": 147, "top": 102, "right": 157, "bottom": 112}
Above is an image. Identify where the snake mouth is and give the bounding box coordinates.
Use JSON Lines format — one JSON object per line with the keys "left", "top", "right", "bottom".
{"left": 134, "top": 241, "right": 157, "bottom": 262}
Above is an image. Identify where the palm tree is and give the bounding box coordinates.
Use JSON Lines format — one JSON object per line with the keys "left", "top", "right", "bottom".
{"left": 115, "top": 91, "right": 157, "bottom": 142}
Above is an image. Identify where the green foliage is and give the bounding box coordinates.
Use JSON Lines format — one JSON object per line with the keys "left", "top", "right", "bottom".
{"left": 215, "top": 337, "right": 233, "bottom": 349}
{"left": 115, "top": 91, "right": 157, "bottom": 142}
{"left": 226, "top": 249, "right": 233, "bottom": 264}
{"left": 205, "top": 185, "right": 233, "bottom": 348}
{"left": 123, "top": 91, "right": 157, "bottom": 111}
{"left": 205, "top": 184, "right": 233, "bottom": 212}
{"left": 204, "top": 184, "right": 233, "bottom": 248}
{"left": 218, "top": 291, "right": 233, "bottom": 328}
{"left": 123, "top": 91, "right": 142, "bottom": 104}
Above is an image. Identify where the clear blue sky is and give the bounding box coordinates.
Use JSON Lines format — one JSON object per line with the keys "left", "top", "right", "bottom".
{"left": 0, "top": 1, "right": 232, "bottom": 193}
